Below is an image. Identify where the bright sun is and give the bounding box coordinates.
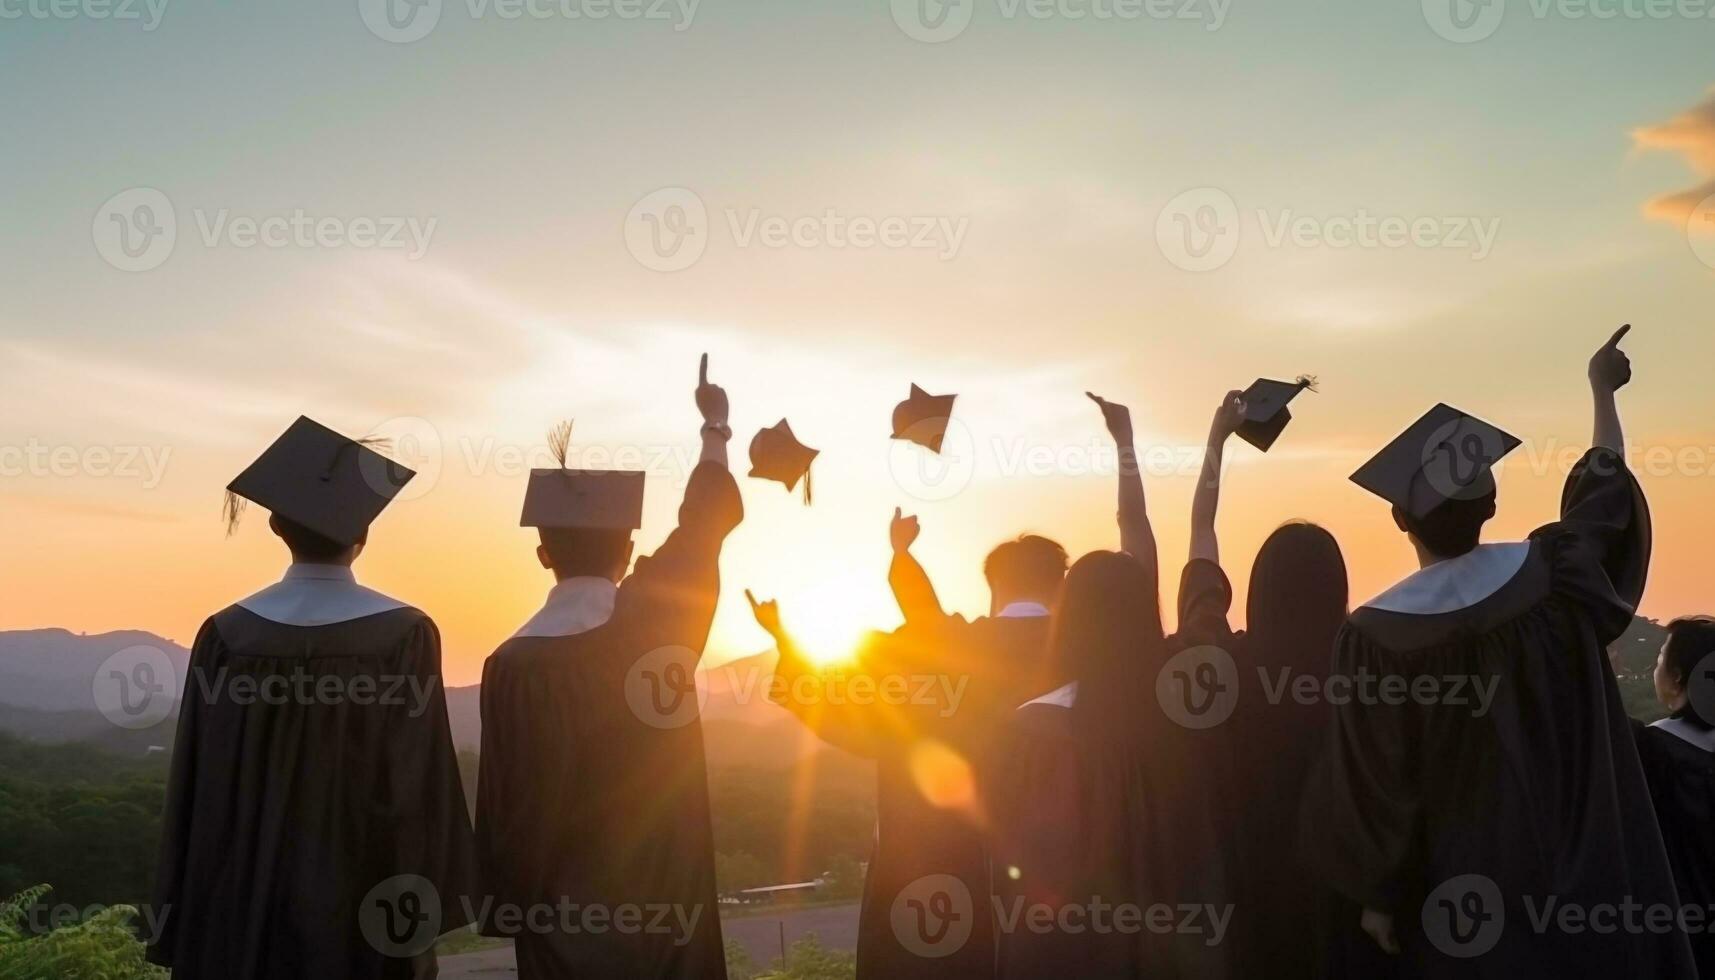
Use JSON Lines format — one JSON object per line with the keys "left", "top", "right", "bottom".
{"left": 778, "top": 574, "right": 887, "bottom": 668}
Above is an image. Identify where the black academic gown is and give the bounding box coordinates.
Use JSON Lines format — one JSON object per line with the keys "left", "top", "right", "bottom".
{"left": 1634, "top": 712, "right": 1715, "bottom": 978}
{"left": 1302, "top": 448, "right": 1695, "bottom": 978}
{"left": 1171, "top": 559, "right": 1349, "bottom": 980}
{"left": 989, "top": 697, "right": 1232, "bottom": 980}
{"left": 474, "top": 462, "right": 741, "bottom": 980}
{"left": 148, "top": 604, "right": 478, "bottom": 980}
{"left": 773, "top": 612, "right": 1051, "bottom": 980}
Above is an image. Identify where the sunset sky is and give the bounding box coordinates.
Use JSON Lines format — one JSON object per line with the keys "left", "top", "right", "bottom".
{"left": 2, "top": 0, "right": 1712, "bottom": 685}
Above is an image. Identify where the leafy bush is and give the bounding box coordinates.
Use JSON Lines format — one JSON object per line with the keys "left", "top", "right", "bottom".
{"left": 752, "top": 934, "right": 857, "bottom": 980}
{"left": 0, "top": 885, "right": 165, "bottom": 980}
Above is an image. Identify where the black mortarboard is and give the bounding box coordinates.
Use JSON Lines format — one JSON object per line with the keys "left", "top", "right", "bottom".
{"left": 519, "top": 421, "right": 645, "bottom": 530}
{"left": 1235, "top": 376, "right": 1317, "bottom": 452}
{"left": 749, "top": 419, "right": 817, "bottom": 504}
{"left": 891, "top": 383, "right": 958, "bottom": 454}
{"left": 1350, "top": 403, "right": 1521, "bottom": 520}
{"left": 224, "top": 416, "right": 414, "bottom": 547}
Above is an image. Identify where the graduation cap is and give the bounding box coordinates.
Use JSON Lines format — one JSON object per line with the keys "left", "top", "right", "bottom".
{"left": 891, "top": 383, "right": 958, "bottom": 454}
{"left": 749, "top": 419, "right": 817, "bottom": 504}
{"left": 1235, "top": 376, "right": 1317, "bottom": 452}
{"left": 224, "top": 416, "right": 414, "bottom": 547}
{"left": 519, "top": 421, "right": 646, "bottom": 530}
{"left": 1350, "top": 403, "right": 1522, "bottom": 520}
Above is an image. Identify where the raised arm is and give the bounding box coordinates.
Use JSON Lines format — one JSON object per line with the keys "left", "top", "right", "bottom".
{"left": 746, "top": 591, "right": 884, "bottom": 758}
{"left": 887, "top": 507, "right": 946, "bottom": 623}
{"left": 696, "top": 352, "right": 731, "bottom": 468}
{"left": 1588, "top": 324, "right": 1631, "bottom": 454}
{"left": 1087, "top": 392, "right": 1156, "bottom": 573}
{"left": 1190, "top": 391, "right": 1247, "bottom": 566}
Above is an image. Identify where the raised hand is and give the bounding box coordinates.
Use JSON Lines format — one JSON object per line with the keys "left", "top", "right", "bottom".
{"left": 1588, "top": 324, "right": 1633, "bottom": 393}
{"left": 745, "top": 588, "right": 782, "bottom": 637}
{"left": 696, "top": 353, "right": 729, "bottom": 425}
{"left": 889, "top": 507, "right": 921, "bottom": 555}
{"left": 1086, "top": 391, "right": 1134, "bottom": 447}
{"left": 1212, "top": 389, "right": 1247, "bottom": 441}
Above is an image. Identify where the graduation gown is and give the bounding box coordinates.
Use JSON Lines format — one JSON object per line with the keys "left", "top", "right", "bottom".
{"left": 1171, "top": 559, "right": 1351, "bottom": 979}
{"left": 988, "top": 695, "right": 1232, "bottom": 980}
{"left": 1302, "top": 448, "right": 1694, "bottom": 978}
{"left": 148, "top": 570, "right": 478, "bottom": 980}
{"left": 1633, "top": 713, "right": 1715, "bottom": 978}
{"left": 474, "top": 461, "right": 741, "bottom": 980}
{"left": 772, "top": 612, "right": 1051, "bottom": 980}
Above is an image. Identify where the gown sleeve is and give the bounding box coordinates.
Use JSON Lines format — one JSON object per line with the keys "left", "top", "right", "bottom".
{"left": 385, "top": 616, "right": 479, "bottom": 935}
{"left": 1175, "top": 558, "right": 1236, "bottom": 648}
{"left": 1299, "top": 624, "right": 1423, "bottom": 912}
{"left": 144, "top": 616, "right": 219, "bottom": 967}
{"left": 1533, "top": 447, "right": 1652, "bottom": 645}
{"left": 617, "top": 461, "right": 744, "bottom": 656}
{"left": 888, "top": 549, "right": 946, "bottom": 624}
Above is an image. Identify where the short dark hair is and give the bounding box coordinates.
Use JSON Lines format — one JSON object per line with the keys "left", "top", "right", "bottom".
{"left": 539, "top": 528, "right": 633, "bottom": 579}
{"left": 1397, "top": 489, "right": 1496, "bottom": 560}
{"left": 273, "top": 516, "right": 350, "bottom": 562}
{"left": 1664, "top": 616, "right": 1715, "bottom": 691}
{"left": 983, "top": 535, "right": 1069, "bottom": 602}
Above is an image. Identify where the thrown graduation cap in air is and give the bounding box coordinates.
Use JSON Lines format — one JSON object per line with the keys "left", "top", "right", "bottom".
{"left": 519, "top": 421, "right": 646, "bottom": 530}
{"left": 1236, "top": 376, "right": 1318, "bottom": 452}
{"left": 749, "top": 419, "right": 817, "bottom": 504}
{"left": 224, "top": 416, "right": 414, "bottom": 547}
{"left": 891, "top": 383, "right": 958, "bottom": 454}
{"left": 1350, "top": 403, "right": 1522, "bottom": 520}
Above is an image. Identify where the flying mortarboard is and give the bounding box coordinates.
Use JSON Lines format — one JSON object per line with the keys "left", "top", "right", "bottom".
{"left": 1349, "top": 403, "right": 1521, "bottom": 520}
{"left": 224, "top": 416, "right": 414, "bottom": 547}
{"left": 749, "top": 419, "right": 817, "bottom": 504}
{"left": 519, "top": 421, "right": 646, "bottom": 530}
{"left": 1235, "top": 376, "right": 1317, "bottom": 452}
{"left": 891, "top": 383, "right": 958, "bottom": 454}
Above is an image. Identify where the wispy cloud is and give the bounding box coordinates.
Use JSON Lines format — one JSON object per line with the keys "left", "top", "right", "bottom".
{"left": 1633, "top": 87, "right": 1715, "bottom": 224}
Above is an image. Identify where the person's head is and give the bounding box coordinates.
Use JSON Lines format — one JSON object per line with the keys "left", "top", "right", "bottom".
{"left": 983, "top": 534, "right": 1069, "bottom": 615}
{"left": 1247, "top": 522, "right": 1349, "bottom": 677}
{"left": 1048, "top": 550, "right": 1164, "bottom": 734}
{"left": 1391, "top": 488, "right": 1496, "bottom": 562}
{"left": 1654, "top": 616, "right": 1715, "bottom": 720}
{"left": 269, "top": 514, "right": 364, "bottom": 566}
{"left": 537, "top": 528, "right": 635, "bottom": 582}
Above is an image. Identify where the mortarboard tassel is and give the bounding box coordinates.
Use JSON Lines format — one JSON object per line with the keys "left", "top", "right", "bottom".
{"left": 1296, "top": 375, "right": 1320, "bottom": 394}
{"left": 222, "top": 490, "right": 248, "bottom": 537}
{"left": 547, "top": 420, "right": 574, "bottom": 470}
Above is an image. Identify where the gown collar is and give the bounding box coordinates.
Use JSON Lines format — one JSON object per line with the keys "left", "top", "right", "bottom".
{"left": 512, "top": 576, "right": 619, "bottom": 639}
{"left": 1361, "top": 542, "right": 1531, "bottom": 616}
{"left": 1651, "top": 714, "right": 1715, "bottom": 752}
{"left": 236, "top": 563, "right": 409, "bottom": 627}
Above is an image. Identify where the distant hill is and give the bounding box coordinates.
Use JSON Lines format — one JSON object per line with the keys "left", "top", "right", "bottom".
{"left": 0, "top": 628, "right": 190, "bottom": 713}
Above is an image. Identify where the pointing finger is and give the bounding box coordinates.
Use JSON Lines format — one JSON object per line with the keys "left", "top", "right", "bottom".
{"left": 744, "top": 588, "right": 759, "bottom": 610}
{"left": 1606, "top": 324, "right": 1631, "bottom": 349}
{"left": 699, "top": 353, "right": 709, "bottom": 386}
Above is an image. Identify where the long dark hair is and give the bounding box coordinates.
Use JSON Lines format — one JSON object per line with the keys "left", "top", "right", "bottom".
{"left": 1240, "top": 522, "right": 1348, "bottom": 760}
{"left": 1047, "top": 550, "right": 1166, "bottom": 738}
